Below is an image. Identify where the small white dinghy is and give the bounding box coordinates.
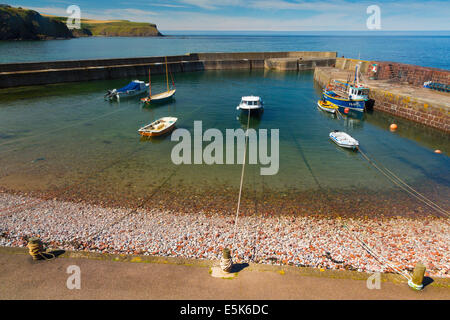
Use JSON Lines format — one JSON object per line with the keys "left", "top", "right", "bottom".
{"left": 329, "top": 130, "right": 359, "bottom": 150}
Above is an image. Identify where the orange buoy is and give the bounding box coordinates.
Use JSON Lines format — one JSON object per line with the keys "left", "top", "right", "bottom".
{"left": 344, "top": 107, "right": 350, "bottom": 114}
{"left": 434, "top": 149, "right": 442, "bottom": 154}
{"left": 390, "top": 123, "right": 398, "bottom": 131}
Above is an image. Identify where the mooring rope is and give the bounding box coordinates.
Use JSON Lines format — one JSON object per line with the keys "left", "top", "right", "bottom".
{"left": 231, "top": 109, "right": 251, "bottom": 251}
{"left": 358, "top": 148, "right": 449, "bottom": 218}
{"left": 0, "top": 146, "right": 145, "bottom": 216}
{"left": 0, "top": 102, "right": 208, "bottom": 219}
{"left": 288, "top": 102, "right": 416, "bottom": 280}
{"left": 341, "top": 223, "right": 412, "bottom": 281}
{"left": 79, "top": 166, "right": 180, "bottom": 244}
{"left": 0, "top": 101, "right": 126, "bottom": 153}
{"left": 376, "top": 157, "right": 449, "bottom": 216}
{"left": 73, "top": 106, "right": 212, "bottom": 246}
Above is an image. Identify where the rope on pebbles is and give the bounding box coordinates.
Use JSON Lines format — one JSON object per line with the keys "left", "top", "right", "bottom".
{"left": 230, "top": 108, "right": 251, "bottom": 260}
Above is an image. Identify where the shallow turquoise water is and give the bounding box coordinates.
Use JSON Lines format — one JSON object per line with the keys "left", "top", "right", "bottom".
{"left": 0, "top": 70, "right": 448, "bottom": 215}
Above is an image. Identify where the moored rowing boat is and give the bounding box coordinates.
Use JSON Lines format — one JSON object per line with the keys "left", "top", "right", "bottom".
{"left": 317, "top": 100, "right": 338, "bottom": 113}
{"left": 138, "top": 117, "right": 177, "bottom": 137}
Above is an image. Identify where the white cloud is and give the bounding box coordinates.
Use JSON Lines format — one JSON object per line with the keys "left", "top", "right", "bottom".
{"left": 179, "top": 0, "right": 245, "bottom": 10}
{"left": 18, "top": 1, "right": 450, "bottom": 31}
{"left": 106, "top": 9, "right": 158, "bottom": 17}
{"left": 150, "top": 11, "right": 363, "bottom": 31}
{"left": 24, "top": 6, "right": 69, "bottom": 16}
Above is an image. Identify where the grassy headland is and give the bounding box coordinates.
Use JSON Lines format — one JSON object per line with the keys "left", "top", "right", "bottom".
{"left": 49, "top": 16, "right": 163, "bottom": 37}
{"left": 0, "top": 4, "right": 73, "bottom": 40}
{"left": 0, "top": 4, "right": 163, "bottom": 40}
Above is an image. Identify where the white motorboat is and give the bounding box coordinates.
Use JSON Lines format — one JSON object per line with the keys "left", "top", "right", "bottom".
{"left": 236, "top": 96, "right": 264, "bottom": 115}
{"left": 329, "top": 130, "right": 359, "bottom": 150}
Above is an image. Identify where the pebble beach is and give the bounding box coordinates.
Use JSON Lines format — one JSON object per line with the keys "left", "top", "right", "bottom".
{"left": 0, "top": 192, "right": 448, "bottom": 278}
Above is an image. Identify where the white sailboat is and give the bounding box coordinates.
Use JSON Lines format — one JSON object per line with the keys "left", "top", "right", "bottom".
{"left": 141, "top": 57, "right": 176, "bottom": 104}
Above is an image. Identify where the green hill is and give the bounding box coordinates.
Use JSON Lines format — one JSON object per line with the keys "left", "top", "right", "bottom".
{"left": 80, "top": 19, "right": 162, "bottom": 37}
{"left": 45, "top": 16, "right": 162, "bottom": 37}
{"left": 0, "top": 5, "right": 163, "bottom": 40}
{"left": 0, "top": 5, "right": 73, "bottom": 40}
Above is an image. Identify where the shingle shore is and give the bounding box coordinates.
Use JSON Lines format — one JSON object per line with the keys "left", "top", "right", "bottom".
{"left": 0, "top": 193, "right": 448, "bottom": 277}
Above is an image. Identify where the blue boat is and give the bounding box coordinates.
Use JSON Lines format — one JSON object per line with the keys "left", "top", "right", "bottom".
{"left": 423, "top": 81, "right": 449, "bottom": 92}
{"left": 104, "top": 80, "right": 148, "bottom": 101}
{"left": 323, "top": 90, "right": 366, "bottom": 112}
{"left": 322, "top": 64, "right": 370, "bottom": 113}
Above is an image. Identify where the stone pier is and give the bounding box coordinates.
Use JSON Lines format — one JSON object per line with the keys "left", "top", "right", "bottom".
{"left": 0, "top": 51, "right": 337, "bottom": 88}
{"left": 314, "top": 58, "right": 450, "bottom": 132}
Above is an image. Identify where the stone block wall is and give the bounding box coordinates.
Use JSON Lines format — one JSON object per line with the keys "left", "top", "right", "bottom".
{"left": 314, "top": 66, "right": 450, "bottom": 132}
{"left": 0, "top": 51, "right": 337, "bottom": 88}
{"left": 374, "top": 62, "right": 450, "bottom": 87}
{"left": 335, "top": 58, "right": 372, "bottom": 73}
{"left": 369, "top": 88, "right": 450, "bottom": 132}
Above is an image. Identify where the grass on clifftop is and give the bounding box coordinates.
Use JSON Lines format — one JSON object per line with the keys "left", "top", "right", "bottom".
{"left": 0, "top": 5, "right": 73, "bottom": 40}
{"left": 49, "top": 16, "right": 162, "bottom": 37}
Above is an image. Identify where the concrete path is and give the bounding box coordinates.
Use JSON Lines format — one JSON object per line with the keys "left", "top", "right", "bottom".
{"left": 0, "top": 249, "right": 448, "bottom": 300}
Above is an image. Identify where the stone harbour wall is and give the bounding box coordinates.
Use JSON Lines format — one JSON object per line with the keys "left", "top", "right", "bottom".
{"left": 0, "top": 51, "right": 337, "bottom": 88}
{"left": 374, "top": 62, "right": 450, "bottom": 87}
{"left": 313, "top": 67, "right": 450, "bottom": 132}
{"left": 369, "top": 88, "right": 450, "bottom": 132}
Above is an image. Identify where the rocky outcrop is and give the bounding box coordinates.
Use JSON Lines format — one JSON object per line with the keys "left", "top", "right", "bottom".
{"left": 0, "top": 5, "right": 73, "bottom": 40}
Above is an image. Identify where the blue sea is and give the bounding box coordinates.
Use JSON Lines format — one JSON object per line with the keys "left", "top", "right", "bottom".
{"left": 0, "top": 32, "right": 449, "bottom": 69}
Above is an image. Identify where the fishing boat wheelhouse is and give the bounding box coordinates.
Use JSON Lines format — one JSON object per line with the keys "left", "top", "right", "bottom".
{"left": 322, "top": 64, "right": 369, "bottom": 112}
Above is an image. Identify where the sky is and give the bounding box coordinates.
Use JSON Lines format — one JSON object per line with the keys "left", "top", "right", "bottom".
{"left": 9, "top": 0, "right": 450, "bottom": 31}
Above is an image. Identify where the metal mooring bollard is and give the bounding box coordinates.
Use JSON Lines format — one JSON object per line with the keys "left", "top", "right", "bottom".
{"left": 27, "top": 237, "right": 44, "bottom": 260}
{"left": 220, "top": 248, "right": 233, "bottom": 273}
{"left": 408, "top": 262, "right": 426, "bottom": 290}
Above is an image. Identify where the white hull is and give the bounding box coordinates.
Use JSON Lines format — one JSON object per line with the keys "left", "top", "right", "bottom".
{"left": 237, "top": 106, "right": 264, "bottom": 111}
{"left": 329, "top": 131, "right": 359, "bottom": 149}
{"left": 106, "top": 81, "right": 148, "bottom": 101}
{"left": 151, "top": 89, "right": 176, "bottom": 102}
{"left": 117, "top": 89, "right": 147, "bottom": 99}
{"left": 317, "top": 101, "right": 336, "bottom": 114}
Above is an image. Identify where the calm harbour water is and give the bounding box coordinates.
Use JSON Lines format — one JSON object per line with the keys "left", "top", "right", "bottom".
{"left": 0, "top": 69, "right": 448, "bottom": 216}
{"left": 0, "top": 34, "right": 449, "bottom": 69}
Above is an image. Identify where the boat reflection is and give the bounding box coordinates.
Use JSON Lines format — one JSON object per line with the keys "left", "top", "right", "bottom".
{"left": 341, "top": 115, "right": 365, "bottom": 130}
{"left": 141, "top": 98, "right": 177, "bottom": 109}
{"left": 139, "top": 131, "right": 174, "bottom": 143}
{"left": 237, "top": 112, "right": 263, "bottom": 129}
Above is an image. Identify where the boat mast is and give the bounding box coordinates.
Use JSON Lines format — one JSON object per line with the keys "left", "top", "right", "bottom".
{"left": 355, "top": 63, "right": 360, "bottom": 86}
{"left": 165, "top": 56, "right": 169, "bottom": 92}
{"left": 149, "top": 68, "right": 151, "bottom": 97}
